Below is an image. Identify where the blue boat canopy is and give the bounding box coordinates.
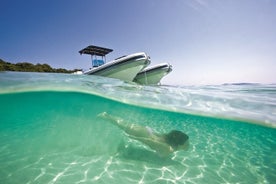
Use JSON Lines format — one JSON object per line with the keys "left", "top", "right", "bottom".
{"left": 79, "top": 45, "right": 113, "bottom": 56}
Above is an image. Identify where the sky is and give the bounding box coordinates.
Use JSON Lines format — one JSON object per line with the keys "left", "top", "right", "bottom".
{"left": 0, "top": 0, "right": 275, "bottom": 85}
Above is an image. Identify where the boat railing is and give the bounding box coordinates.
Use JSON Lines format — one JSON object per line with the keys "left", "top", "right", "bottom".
{"left": 115, "top": 55, "right": 127, "bottom": 60}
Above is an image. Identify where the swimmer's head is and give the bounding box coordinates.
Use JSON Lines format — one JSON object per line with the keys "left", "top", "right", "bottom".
{"left": 164, "top": 130, "right": 189, "bottom": 150}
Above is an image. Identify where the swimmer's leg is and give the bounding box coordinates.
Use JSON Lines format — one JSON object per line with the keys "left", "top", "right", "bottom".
{"left": 98, "top": 112, "right": 128, "bottom": 130}
{"left": 98, "top": 112, "right": 151, "bottom": 138}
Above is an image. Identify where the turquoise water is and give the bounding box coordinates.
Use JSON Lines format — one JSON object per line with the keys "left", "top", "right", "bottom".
{"left": 0, "top": 72, "right": 275, "bottom": 183}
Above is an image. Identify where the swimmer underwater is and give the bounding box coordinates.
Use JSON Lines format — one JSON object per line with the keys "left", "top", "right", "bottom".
{"left": 98, "top": 112, "right": 189, "bottom": 157}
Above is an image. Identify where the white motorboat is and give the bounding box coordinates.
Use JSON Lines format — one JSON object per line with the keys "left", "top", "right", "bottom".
{"left": 133, "top": 63, "right": 172, "bottom": 85}
{"left": 78, "top": 45, "right": 151, "bottom": 82}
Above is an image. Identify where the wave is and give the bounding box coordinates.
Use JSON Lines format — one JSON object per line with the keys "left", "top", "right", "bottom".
{"left": 1, "top": 72, "right": 275, "bottom": 128}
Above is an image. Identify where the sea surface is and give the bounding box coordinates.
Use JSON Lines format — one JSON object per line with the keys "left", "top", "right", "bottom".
{"left": 0, "top": 72, "right": 275, "bottom": 184}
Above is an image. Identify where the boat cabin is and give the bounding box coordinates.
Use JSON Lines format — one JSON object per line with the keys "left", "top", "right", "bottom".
{"left": 79, "top": 45, "right": 113, "bottom": 67}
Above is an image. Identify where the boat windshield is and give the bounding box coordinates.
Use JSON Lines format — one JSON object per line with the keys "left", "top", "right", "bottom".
{"left": 92, "top": 59, "right": 105, "bottom": 67}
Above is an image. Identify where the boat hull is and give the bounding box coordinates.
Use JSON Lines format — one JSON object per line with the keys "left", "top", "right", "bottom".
{"left": 83, "top": 53, "right": 150, "bottom": 82}
{"left": 133, "top": 63, "right": 172, "bottom": 85}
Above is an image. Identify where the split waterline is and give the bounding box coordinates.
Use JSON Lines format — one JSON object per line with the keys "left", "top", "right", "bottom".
{"left": 0, "top": 72, "right": 275, "bottom": 183}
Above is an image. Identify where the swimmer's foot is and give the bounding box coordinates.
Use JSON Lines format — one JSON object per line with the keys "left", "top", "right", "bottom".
{"left": 97, "top": 112, "right": 107, "bottom": 118}
{"left": 98, "top": 112, "right": 123, "bottom": 125}
{"left": 98, "top": 112, "right": 117, "bottom": 121}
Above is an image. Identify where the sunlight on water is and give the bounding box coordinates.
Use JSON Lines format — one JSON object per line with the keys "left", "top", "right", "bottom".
{"left": 0, "top": 91, "right": 275, "bottom": 183}
{"left": 0, "top": 72, "right": 275, "bottom": 183}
